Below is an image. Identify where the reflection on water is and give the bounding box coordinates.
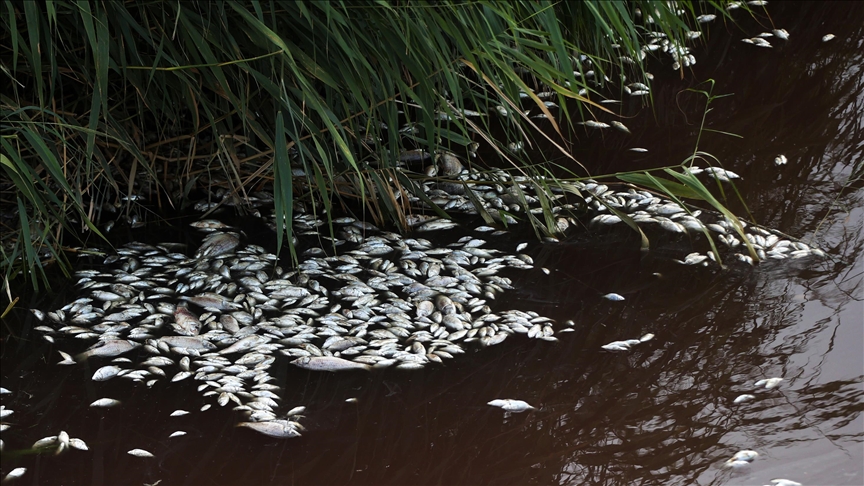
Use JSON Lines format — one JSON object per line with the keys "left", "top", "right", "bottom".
{"left": 1, "top": 2, "right": 862, "bottom": 485}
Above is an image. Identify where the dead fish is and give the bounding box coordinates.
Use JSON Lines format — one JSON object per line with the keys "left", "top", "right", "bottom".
{"left": 218, "top": 335, "right": 271, "bottom": 355}
{"left": 128, "top": 448, "right": 154, "bottom": 458}
{"left": 173, "top": 305, "right": 202, "bottom": 336}
{"left": 0, "top": 407, "right": 12, "bottom": 419}
{"left": 755, "top": 377, "right": 784, "bottom": 389}
{"left": 90, "top": 398, "right": 122, "bottom": 408}
{"left": 628, "top": 147, "right": 648, "bottom": 152}
{"left": 69, "top": 438, "right": 89, "bottom": 451}
{"left": 487, "top": 399, "right": 536, "bottom": 413}
{"left": 697, "top": 14, "right": 716, "bottom": 22}
{"left": 772, "top": 29, "right": 790, "bottom": 40}
{"left": 733, "top": 394, "right": 756, "bottom": 404}
{"left": 290, "top": 356, "right": 371, "bottom": 372}
{"left": 196, "top": 232, "right": 240, "bottom": 259}
{"left": 579, "top": 120, "right": 610, "bottom": 129}
{"left": 170, "top": 410, "right": 190, "bottom": 417}
{"left": 236, "top": 420, "right": 302, "bottom": 438}
{"left": 822, "top": 34, "right": 835, "bottom": 42}
{"left": 774, "top": 154, "right": 787, "bottom": 166}
{"left": 603, "top": 293, "right": 625, "bottom": 301}
{"left": 611, "top": 121, "right": 631, "bottom": 134}
{"left": 76, "top": 339, "right": 141, "bottom": 361}
{"left": 159, "top": 336, "right": 216, "bottom": 350}
{"left": 0, "top": 387, "right": 10, "bottom": 395}
{"left": 180, "top": 293, "right": 242, "bottom": 312}
{"left": 769, "top": 480, "right": 802, "bottom": 486}
{"left": 345, "top": 397, "right": 358, "bottom": 403}
{"left": 639, "top": 333, "right": 654, "bottom": 342}
{"left": 169, "top": 431, "right": 187, "bottom": 438}
{"left": 92, "top": 365, "right": 122, "bottom": 381}
{"left": 3, "top": 468, "right": 27, "bottom": 482}
{"left": 729, "top": 450, "right": 759, "bottom": 463}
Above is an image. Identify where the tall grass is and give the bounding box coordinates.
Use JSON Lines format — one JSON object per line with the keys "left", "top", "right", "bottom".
{"left": 1, "top": 1, "right": 725, "bottom": 292}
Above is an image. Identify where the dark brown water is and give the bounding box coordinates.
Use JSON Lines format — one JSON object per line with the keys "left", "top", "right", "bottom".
{"left": 2, "top": 2, "right": 862, "bottom": 485}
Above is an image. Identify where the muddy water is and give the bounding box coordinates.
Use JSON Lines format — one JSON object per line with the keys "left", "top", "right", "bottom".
{"left": 2, "top": 2, "right": 862, "bottom": 485}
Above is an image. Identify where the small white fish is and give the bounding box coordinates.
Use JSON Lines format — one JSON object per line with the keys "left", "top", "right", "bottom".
{"left": 0, "top": 387, "right": 10, "bottom": 394}
{"left": 755, "top": 377, "right": 783, "bottom": 389}
{"left": 774, "top": 155, "right": 788, "bottom": 166}
{"left": 90, "top": 398, "right": 122, "bottom": 408}
{"left": 580, "top": 120, "right": 610, "bottom": 129}
{"left": 603, "top": 293, "right": 625, "bottom": 301}
{"left": 601, "top": 343, "right": 630, "bottom": 352}
{"left": 611, "top": 121, "right": 631, "bottom": 134}
{"left": 541, "top": 268, "right": 550, "bottom": 275}
{"left": 170, "top": 410, "right": 190, "bottom": 417}
{"left": 772, "top": 29, "right": 790, "bottom": 40}
{"left": 0, "top": 407, "right": 13, "bottom": 419}
{"left": 697, "top": 14, "right": 716, "bottom": 23}
{"left": 730, "top": 450, "right": 759, "bottom": 462}
{"left": 128, "top": 448, "right": 154, "bottom": 457}
{"left": 92, "top": 365, "right": 121, "bottom": 381}
{"left": 237, "top": 420, "right": 302, "bottom": 438}
{"left": 822, "top": 34, "right": 835, "bottom": 42}
{"left": 628, "top": 147, "right": 648, "bottom": 152}
{"left": 169, "top": 431, "right": 187, "bottom": 438}
{"left": 733, "top": 394, "right": 756, "bottom": 404}
{"left": 639, "top": 333, "right": 654, "bottom": 343}
{"left": 770, "top": 480, "right": 802, "bottom": 486}
{"left": 516, "top": 242, "right": 528, "bottom": 252}
{"left": 286, "top": 406, "right": 306, "bottom": 416}
{"left": 57, "top": 350, "right": 76, "bottom": 366}
{"left": 725, "top": 459, "right": 751, "bottom": 468}
{"left": 345, "top": 397, "right": 358, "bottom": 403}
{"left": 69, "top": 438, "right": 89, "bottom": 451}
{"left": 487, "top": 399, "right": 536, "bottom": 413}
{"left": 3, "top": 468, "right": 27, "bottom": 481}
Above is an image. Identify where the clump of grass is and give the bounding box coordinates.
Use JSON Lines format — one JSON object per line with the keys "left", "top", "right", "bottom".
{"left": 1, "top": 1, "right": 728, "bottom": 292}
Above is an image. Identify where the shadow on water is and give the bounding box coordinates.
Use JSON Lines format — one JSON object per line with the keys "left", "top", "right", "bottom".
{"left": 2, "top": 2, "right": 862, "bottom": 485}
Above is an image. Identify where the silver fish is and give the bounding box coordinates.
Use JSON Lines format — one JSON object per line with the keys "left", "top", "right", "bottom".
{"left": 3, "top": 468, "right": 27, "bottom": 481}
{"left": 487, "top": 399, "right": 536, "bottom": 413}
{"left": 290, "top": 356, "right": 371, "bottom": 372}
{"left": 173, "top": 305, "right": 202, "bottom": 336}
{"left": 733, "top": 394, "right": 756, "bottom": 404}
{"left": 92, "top": 366, "right": 122, "bottom": 381}
{"left": 236, "top": 420, "right": 302, "bottom": 438}
{"left": 127, "top": 448, "right": 154, "bottom": 457}
{"left": 90, "top": 398, "right": 122, "bottom": 408}
{"left": 76, "top": 339, "right": 140, "bottom": 361}
{"left": 603, "top": 293, "right": 625, "bottom": 301}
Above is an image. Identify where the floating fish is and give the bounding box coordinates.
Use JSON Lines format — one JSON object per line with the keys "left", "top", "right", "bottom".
{"left": 0, "top": 387, "right": 9, "bottom": 395}
{"left": 236, "top": 420, "right": 302, "bottom": 438}
{"left": 169, "top": 431, "right": 187, "bottom": 438}
{"left": 3, "top": 468, "right": 27, "bottom": 482}
{"left": 733, "top": 394, "right": 756, "bottom": 404}
{"left": 729, "top": 450, "right": 759, "bottom": 463}
{"left": 696, "top": 14, "right": 716, "bottom": 23}
{"left": 774, "top": 155, "right": 788, "bottom": 166}
{"left": 628, "top": 147, "right": 648, "bottom": 152}
{"left": 755, "top": 377, "right": 784, "bottom": 389}
{"left": 770, "top": 480, "right": 802, "bottom": 486}
{"left": 92, "top": 365, "right": 122, "bottom": 381}
{"left": 487, "top": 399, "right": 536, "bottom": 413}
{"left": 76, "top": 339, "right": 140, "bottom": 361}
{"left": 170, "top": 410, "right": 190, "bottom": 417}
{"left": 639, "top": 333, "right": 654, "bottom": 342}
{"left": 291, "top": 356, "right": 371, "bottom": 372}
{"left": 772, "top": 29, "right": 790, "bottom": 40}
{"left": 579, "top": 120, "right": 610, "bottom": 129}
{"left": 602, "top": 293, "right": 625, "bottom": 301}
{"left": 128, "top": 448, "right": 154, "bottom": 457}
{"left": 822, "top": 34, "right": 835, "bottom": 42}
{"left": 90, "top": 398, "right": 122, "bottom": 408}
{"left": 611, "top": 121, "right": 631, "bottom": 134}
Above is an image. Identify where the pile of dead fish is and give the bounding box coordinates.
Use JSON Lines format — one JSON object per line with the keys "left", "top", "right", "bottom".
{"left": 29, "top": 213, "right": 565, "bottom": 442}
